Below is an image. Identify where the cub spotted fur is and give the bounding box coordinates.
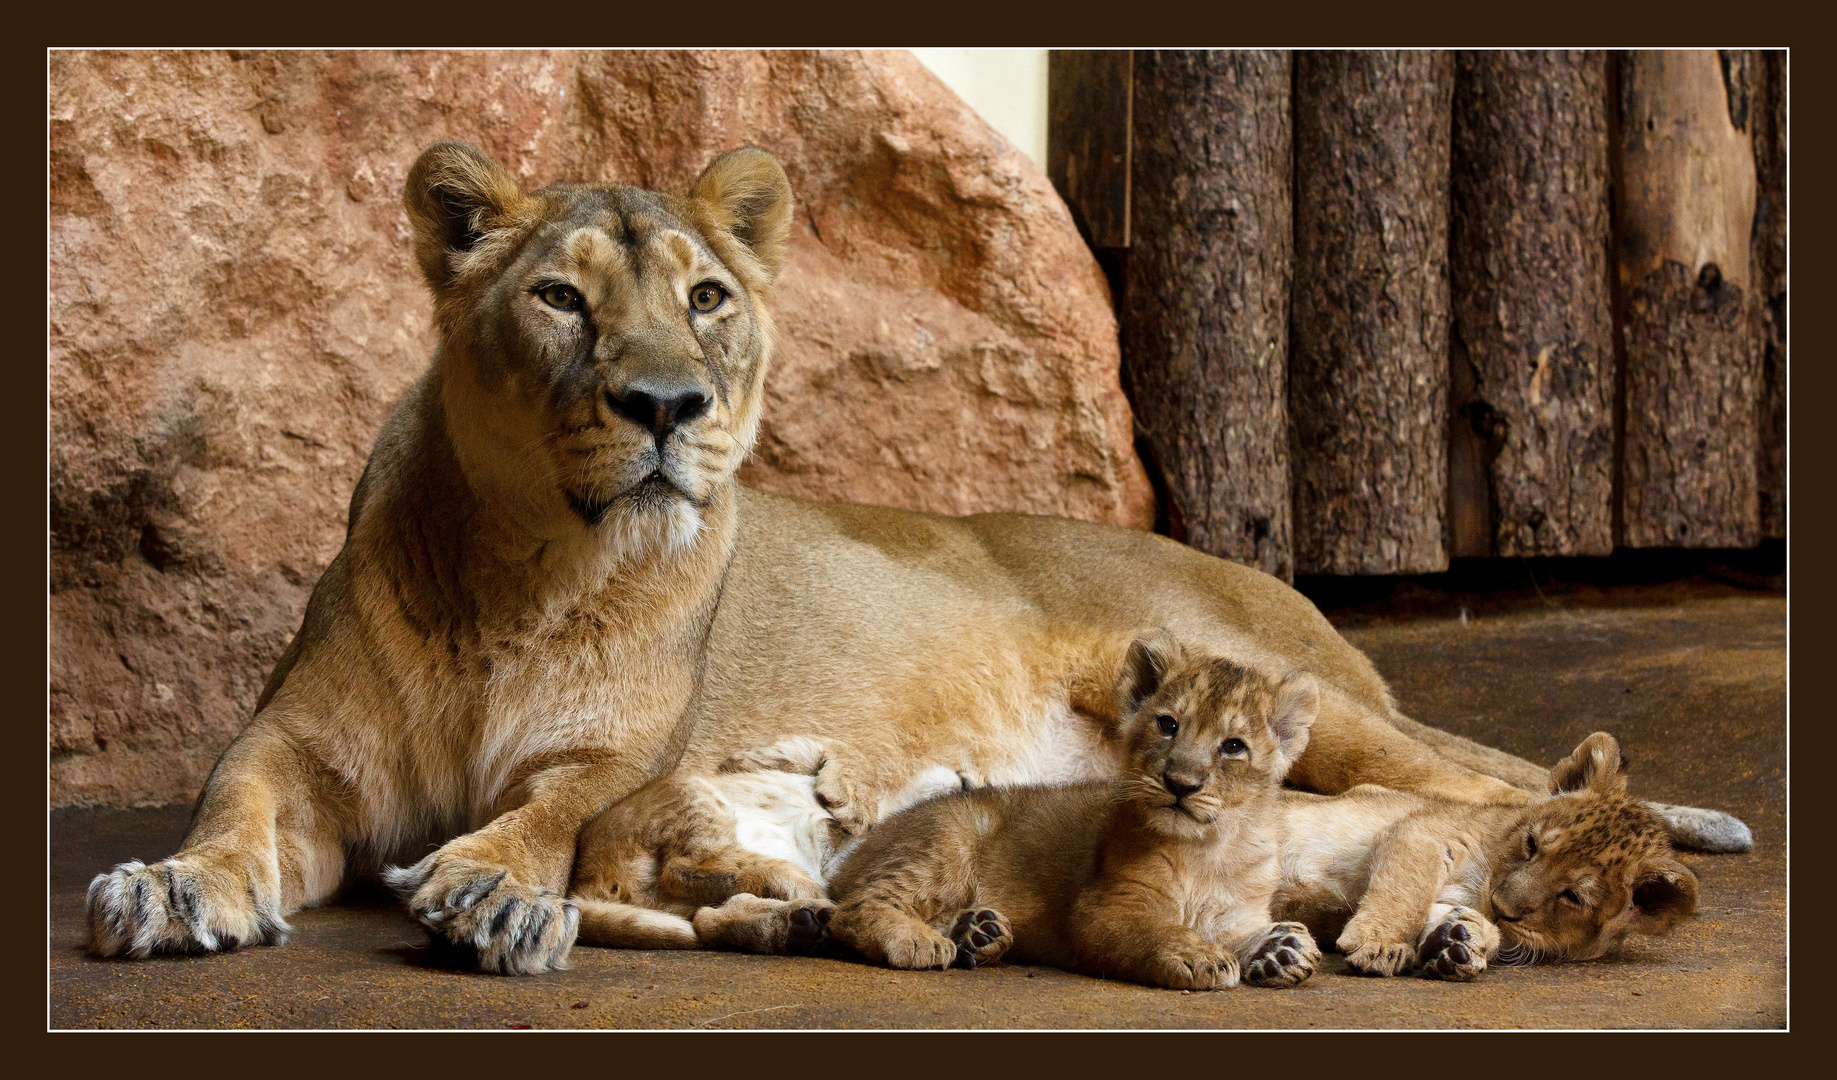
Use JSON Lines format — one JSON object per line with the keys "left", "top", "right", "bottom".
{"left": 824, "top": 633, "right": 1322, "bottom": 990}
{"left": 1275, "top": 732, "right": 1699, "bottom": 981}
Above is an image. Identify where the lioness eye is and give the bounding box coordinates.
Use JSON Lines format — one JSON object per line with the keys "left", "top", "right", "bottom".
{"left": 538, "top": 283, "right": 583, "bottom": 311}
{"left": 1525, "top": 831, "right": 1539, "bottom": 858}
{"left": 691, "top": 282, "right": 728, "bottom": 313}
{"left": 1219, "top": 738, "right": 1248, "bottom": 757}
{"left": 1156, "top": 715, "right": 1178, "bottom": 737}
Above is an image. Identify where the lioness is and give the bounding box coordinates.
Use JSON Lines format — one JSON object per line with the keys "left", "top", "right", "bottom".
{"left": 825, "top": 632, "right": 1322, "bottom": 991}
{"left": 84, "top": 142, "right": 1750, "bottom": 974}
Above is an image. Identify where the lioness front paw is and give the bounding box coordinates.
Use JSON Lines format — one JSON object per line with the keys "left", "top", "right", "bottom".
{"left": 1242, "top": 922, "right": 1319, "bottom": 989}
{"left": 1417, "top": 906, "right": 1499, "bottom": 982}
{"left": 693, "top": 893, "right": 834, "bottom": 956}
{"left": 946, "top": 907, "right": 1013, "bottom": 969}
{"left": 383, "top": 852, "right": 579, "bottom": 975}
{"left": 86, "top": 855, "right": 290, "bottom": 959}
{"left": 1147, "top": 943, "right": 1239, "bottom": 990}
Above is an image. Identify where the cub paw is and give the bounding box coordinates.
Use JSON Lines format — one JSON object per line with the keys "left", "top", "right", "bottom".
{"left": 383, "top": 852, "right": 579, "bottom": 975}
{"left": 880, "top": 923, "right": 960, "bottom": 971}
{"left": 1417, "top": 906, "right": 1498, "bottom": 982}
{"left": 946, "top": 907, "right": 1012, "bottom": 969}
{"left": 718, "top": 736, "right": 826, "bottom": 776}
{"left": 86, "top": 855, "right": 289, "bottom": 959}
{"left": 693, "top": 893, "right": 835, "bottom": 956}
{"left": 1343, "top": 941, "right": 1415, "bottom": 977}
{"left": 1242, "top": 922, "right": 1319, "bottom": 989}
{"left": 1147, "top": 943, "right": 1239, "bottom": 990}
{"left": 812, "top": 752, "right": 873, "bottom": 836}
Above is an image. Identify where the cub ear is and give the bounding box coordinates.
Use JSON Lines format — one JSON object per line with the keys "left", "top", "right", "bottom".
{"left": 1629, "top": 856, "right": 1699, "bottom": 936}
{"left": 1117, "top": 629, "right": 1181, "bottom": 715}
{"left": 404, "top": 141, "right": 530, "bottom": 291}
{"left": 690, "top": 147, "right": 795, "bottom": 289}
{"left": 1549, "top": 732, "right": 1627, "bottom": 796}
{"left": 1266, "top": 672, "right": 1320, "bottom": 776}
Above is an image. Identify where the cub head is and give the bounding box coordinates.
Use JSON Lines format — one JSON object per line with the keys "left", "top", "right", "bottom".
{"left": 1488, "top": 732, "right": 1699, "bottom": 964}
{"left": 404, "top": 141, "right": 794, "bottom": 560}
{"left": 1113, "top": 630, "right": 1319, "bottom": 838}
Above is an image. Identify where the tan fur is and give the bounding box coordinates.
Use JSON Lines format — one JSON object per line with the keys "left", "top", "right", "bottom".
{"left": 83, "top": 142, "right": 1727, "bottom": 974}
{"left": 1272, "top": 733, "right": 1700, "bottom": 981}
{"left": 822, "top": 636, "right": 1323, "bottom": 990}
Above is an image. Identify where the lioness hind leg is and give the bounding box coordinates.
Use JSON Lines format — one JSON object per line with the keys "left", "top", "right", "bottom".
{"left": 940, "top": 907, "right": 1012, "bottom": 969}
{"left": 572, "top": 898, "right": 699, "bottom": 950}
{"left": 1416, "top": 905, "right": 1499, "bottom": 982}
{"left": 659, "top": 850, "right": 825, "bottom": 908}
{"left": 692, "top": 893, "right": 833, "bottom": 955}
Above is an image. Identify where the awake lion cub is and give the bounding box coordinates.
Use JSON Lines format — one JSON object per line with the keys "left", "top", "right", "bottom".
{"left": 823, "top": 632, "right": 1323, "bottom": 990}
{"left": 1276, "top": 731, "right": 1700, "bottom": 981}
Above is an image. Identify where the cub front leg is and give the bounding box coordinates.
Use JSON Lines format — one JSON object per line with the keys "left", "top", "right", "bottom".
{"left": 1336, "top": 821, "right": 1451, "bottom": 978}
{"left": 1416, "top": 904, "right": 1500, "bottom": 982}
{"left": 86, "top": 721, "right": 346, "bottom": 959}
{"left": 384, "top": 750, "right": 654, "bottom": 975}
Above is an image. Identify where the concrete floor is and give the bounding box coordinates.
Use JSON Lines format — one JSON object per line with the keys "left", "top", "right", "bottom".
{"left": 48, "top": 589, "right": 1786, "bottom": 1029}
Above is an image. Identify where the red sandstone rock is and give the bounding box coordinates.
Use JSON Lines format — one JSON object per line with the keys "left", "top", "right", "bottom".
{"left": 48, "top": 50, "right": 1152, "bottom": 807}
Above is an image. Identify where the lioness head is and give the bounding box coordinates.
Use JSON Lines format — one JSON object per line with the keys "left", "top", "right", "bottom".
{"left": 1113, "top": 631, "right": 1319, "bottom": 837}
{"left": 1488, "top": 732, "right": 1699, "bottom": 964}
{"left": 404, "top": 141, "right": 794, "bottom": 560}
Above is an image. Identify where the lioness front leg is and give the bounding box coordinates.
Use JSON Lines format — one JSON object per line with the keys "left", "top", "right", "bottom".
{"left": 384, "top": 750, "right": 655, "bottom": 975}
{"left": 1289, "top": 685, "right": 1531, "bottom": 805}
{"left": 86, "top": 721, "right": 346, "bottom": 959}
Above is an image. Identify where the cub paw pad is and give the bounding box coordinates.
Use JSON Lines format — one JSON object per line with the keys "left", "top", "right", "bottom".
{"left": 947, "top": 908, "right": 1011, "bottom": 969}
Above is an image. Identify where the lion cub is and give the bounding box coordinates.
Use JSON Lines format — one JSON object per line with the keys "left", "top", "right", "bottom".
{"left": 824, "top": 632, "right": 1322, "bottom": 990}
{"left": 1275, "top": 731, "right": 1700, "bottom": 981}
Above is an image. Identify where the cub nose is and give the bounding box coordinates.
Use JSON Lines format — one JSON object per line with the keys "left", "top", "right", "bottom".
{"left": 606, "top": 379, "right": 711, "bottom": 440}
{"left": 1163, "top": 773, "right": 1203, "bottom": 800}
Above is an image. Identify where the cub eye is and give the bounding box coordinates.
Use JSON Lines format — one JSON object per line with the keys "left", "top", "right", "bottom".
{"left": 690, "top": 282, "right": 728, "bottom": 313}
{"left": 1155, "top": 715, "right": 1178, "bottom": 738}
{"left": 537, "top": 282, "right": 583, "bottom": 311}
{"left": 1219, "top": 738, "right": 1248, "bottom": 757}
{"left": 1559, "top": 889, "right": 1583, "bottom": 906}
{"left": 1525, "top": 831, "right": 1539, "bottom": 858}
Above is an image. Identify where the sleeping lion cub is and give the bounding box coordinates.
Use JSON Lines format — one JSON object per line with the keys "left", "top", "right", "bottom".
{"left": 823, "top": 632, "right": 1322, "bottom": 990}
{"left": 1275, "top": 731, "right": 1700, "bottom": 981}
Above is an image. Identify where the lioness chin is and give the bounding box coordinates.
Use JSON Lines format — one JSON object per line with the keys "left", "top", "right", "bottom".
{"left": 83, "top": 141, "right": 1752, "bottom": 974}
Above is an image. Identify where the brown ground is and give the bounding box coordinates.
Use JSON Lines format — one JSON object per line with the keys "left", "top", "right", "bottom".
{"left": 47, "top": 589, "right": 1786, "bottom": 1029}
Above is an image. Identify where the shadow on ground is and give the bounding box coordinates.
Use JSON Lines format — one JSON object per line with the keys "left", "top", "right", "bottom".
{"left": 48, "top": 590, "right": 1785, "bottom": 1029}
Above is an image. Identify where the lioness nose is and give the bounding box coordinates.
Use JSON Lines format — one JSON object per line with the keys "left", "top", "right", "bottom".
{"left": 606, "top": 379, "right": 711, "bottom": 440}
{"left": 1163, "top": 773, "right": 1203, "bottom": 800}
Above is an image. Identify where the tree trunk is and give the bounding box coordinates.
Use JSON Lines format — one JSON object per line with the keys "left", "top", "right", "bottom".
{"left": 1448, "top": 51, "right": 1616, "bottom": 558}
{"left": 1613, "top": 50, "right": 1761, "bottom": 549}
{"left": 1291, "top": 51, "right": 1453, "bottom": 576}
{"left": 1122, "top": 50, "right": 1294, "bottom": 579}
{"left": 1752, "top": 50, "right": 1787, "bottom": 539}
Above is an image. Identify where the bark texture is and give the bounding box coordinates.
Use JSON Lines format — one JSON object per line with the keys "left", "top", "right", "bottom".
{"left": 1123, "top": 50, "right": 1293, "bottom": 578}
{"left": 1752, "top": 50, "right": 1787, "bottom": 539}
{"left": 1449, "top": 51, "right": 1616, "bottom": 558}
{"left": 1291, "top": 51, "right": 1453, "bottom": 576}
{"left": 1615, "top": 50, "right": 1761, "bottom": 549}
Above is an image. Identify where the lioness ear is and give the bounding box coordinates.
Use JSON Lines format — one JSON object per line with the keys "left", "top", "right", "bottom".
{"left": 690, "top": 148, "right": 795, "bottom": 288}
{"left": 1117, "top": 630, "right": 1180, "bottom": 714}
{"left": 1629, "top": 856, "right": 1698, "bottom": 936}
{"left": 1267, "top": 672, "right": 1320, "bottom": 776}
{"left": 404, "top": 141, "right": 530, "bottom": 291}
{"left": 1549, "top": 732, "right": 1627, "bottom": 796}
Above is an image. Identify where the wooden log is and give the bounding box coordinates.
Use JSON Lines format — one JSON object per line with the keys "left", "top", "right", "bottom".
{"left": 1449, "top": 51, "right": 1616, "bottom": 558}
{"left": 1291, "top": 51, "right": 1453, "bottom": 576}
{"left": 1613, "top": 50, "right": 1761, "bottom": 549}
{"left": 1753, "top": 50, "right": 1787, "bottom": 539}
{"left": 1121, "top": 50, "right": 1293, "bottom": 578}
{"left": 1047, "top": 51, "right": 1132, "bottom": 251}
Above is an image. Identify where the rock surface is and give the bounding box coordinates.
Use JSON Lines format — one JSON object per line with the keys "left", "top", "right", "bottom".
{"left": 48, "top": 50, "right": 1152, "bottom": 807}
